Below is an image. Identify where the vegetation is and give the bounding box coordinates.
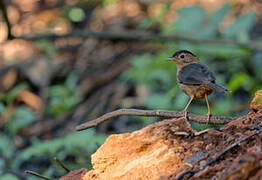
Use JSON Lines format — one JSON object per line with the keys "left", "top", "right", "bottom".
{"left": 0, "top": 0, "right": 261, "bottom": 179}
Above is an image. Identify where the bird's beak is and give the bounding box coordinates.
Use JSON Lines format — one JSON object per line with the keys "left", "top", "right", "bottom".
{"left": 165, "top": 57, "right": 175, "bottom": 61}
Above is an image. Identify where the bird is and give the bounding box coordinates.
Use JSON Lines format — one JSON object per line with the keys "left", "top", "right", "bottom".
{"left": 165, "top": 50, "right": 231, "bottom": 123}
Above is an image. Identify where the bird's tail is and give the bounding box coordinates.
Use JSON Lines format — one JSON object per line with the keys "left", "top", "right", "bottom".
{"left": 205, "top": 83, "right": 231, "bottom": 93}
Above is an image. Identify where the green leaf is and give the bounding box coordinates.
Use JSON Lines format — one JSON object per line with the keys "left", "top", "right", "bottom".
{"left": 173, "top": 92, "right": 188, "bottom": 109}
{"left": 5, "top": 84, "right": 26, "bottom": 106}
{"left": 0, "top": 133, "right": 15, "bottom": 159}
{"left": 103, "top": 0, "right": 119, "bottom": 6}
{"left": 211, "top": 98, "right": 233, "bottom": 115}
{"left": 0, "top": 102, "right": 5, "bottom": 114}
{"left": 190, "top": 121, "right": 222, "bottom": 131}
{"left": 145, "top": 94, "right": 171, "bottom": 109}
{"left": 172, "top": 4, "right": 230, "bottom": 38}
{"left": 223, "top": 11, "right": 255, "bottom": 40}
{"left": 0, "top": 174, "right": 18, "bottom": 180}
{"left": 0, "top": 158, "right": 4, "bottom": 170}
{"left": 123, "top": 54, "right": 154, "bottom": 84}
{"left": 149, "top": 70, "right": 170, "bottom": 86}
{"left": 69, "top": 8, "right": 85, "bottom": 22}
{"left": 16, "top": 130, "right": 106, "bottom": 164}
{"left": 227, "top": 72, "right": 253, "bottom": 92}
{"left": 46, "top": 93, "right": 80, "bottom": 115}
{"left": 192, "top": 43, "right": 250, "bottom": 57}
{"left": 175, "top": 6, "right": 205, "bottom": 37}
{"left": 36, "top": 39, "right": 56, "bottom": 56}
{"left": 199, "top": 3, "right": 230, "bottom": 38}
{"left": 48, "top": 85, "right": 69, "bottom": 97}
{"left": 6, "top": 106, "right": 35, "bottom": 135}
{"left": 46, "top": 72, "right": 82, "bottom": 116}
{"left": 139, "top": 18, "right": 154, "bottom": 29}
{"left": 210, "top": 3, "right": 231, "bottom": 28}
{"left": 45, "top": 96, "right": 80, "bottom": 115}
{"left": 65, "top": 72, "right": 79, "bottom": 91}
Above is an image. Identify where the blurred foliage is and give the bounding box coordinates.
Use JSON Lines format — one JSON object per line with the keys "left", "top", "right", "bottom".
{"left": 123, "top": 3, "right": 261, "bottom": 130}
{"left": 0, "top": 76, "right": 107, "bottom": 178}
{"left": 15, "top": 130, "right": 106, "bottom": 169}
{"left": 103, "top": 0, "right": 119, "bottom": 7}
{"left": 45, "top": 72, "right": 81, "bottom": 116}
{"left": 6, "top": 106, "right": 35, "bottom": 136}
{"left": 68, "top": 7, "right": 85, "bottom": 22}
{"left": 0, "top": 129, "right": 106, "bottom": 179}
{"left": 0, "top": 74, "right": 106, "bottom": 178}
{"left": 0, "top": 174, "right": 18, "bottom": 180}
{"left": 0, "top": 84, "right": 26, "bottom": 107}
{"left": 36, "top": 40, "right": 57, "bottom": 57}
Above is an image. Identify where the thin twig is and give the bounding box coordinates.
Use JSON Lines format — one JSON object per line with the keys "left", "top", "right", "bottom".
{"left": 176, "top": 127, "right": 262, "bottom": 180}
{"left": 54, "top": 157, "right": 71, "bottom": 172}
{"left": 0, "top": 0, "right": 14, "bottom": 39}
{"left": 75, "top": 109, "right": 235, "bottom": 131}
{"left": 25, "top": 170, "right": 50, "bottom": 180}
{"left": 17, "top": 30, "right": 262, "bottom": 50}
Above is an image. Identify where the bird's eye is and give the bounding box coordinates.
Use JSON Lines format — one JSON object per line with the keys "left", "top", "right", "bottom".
{"left": 180, "top": 55, "right": 185, "bottom": 59}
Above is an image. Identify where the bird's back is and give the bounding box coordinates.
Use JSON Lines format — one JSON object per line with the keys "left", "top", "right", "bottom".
{"left": 177, "top": 63, "right": 216, "bottom": 86}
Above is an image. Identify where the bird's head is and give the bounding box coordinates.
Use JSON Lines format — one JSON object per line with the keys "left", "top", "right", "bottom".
{"left": 165, "top": 50, "right": 199, "bottom": 66}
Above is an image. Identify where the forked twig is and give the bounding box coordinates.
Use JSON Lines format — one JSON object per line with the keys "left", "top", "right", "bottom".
{"left": 25, "top": 170, "right": 50, "bottom": 180}
{"left": 176, "top": 127, "right": 262, "bottom": 180}
{"left": 54, "top": 157, "right": 71, "bottom": 172}
{"left": 76, "top": 109, "right": 235, "bottom": 131}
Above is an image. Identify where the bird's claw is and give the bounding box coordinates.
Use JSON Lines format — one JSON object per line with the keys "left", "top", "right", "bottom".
{"left": 206, "top": 113, "right": 212, "bottom": 124}
{"left": 193, "top": 128, "right": 211, "bottom": 136}
{"left": 184, "top": 110, "right": 189, "bottom": 120}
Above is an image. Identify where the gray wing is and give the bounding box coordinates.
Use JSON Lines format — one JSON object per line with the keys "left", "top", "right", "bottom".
{"left": 178, "top": 63, "right": 216, "bottom": 85}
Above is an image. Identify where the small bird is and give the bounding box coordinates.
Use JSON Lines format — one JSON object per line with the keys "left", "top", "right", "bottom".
{"left": 165, "top": 50, "right": 230, "bottom": 123}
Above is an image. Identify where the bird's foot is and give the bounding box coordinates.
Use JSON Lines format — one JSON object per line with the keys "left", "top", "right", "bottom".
{"left": 206, "top": 113, "right": 212, "bottom": 124}
{"left": 184, "top": 110, "right": 189, "bottom": 120}
{"left": 175, "top": 129, "right": 211, "bottom": 137}
{"left": 193, "top": 129, "right": 210, "bottom": 136}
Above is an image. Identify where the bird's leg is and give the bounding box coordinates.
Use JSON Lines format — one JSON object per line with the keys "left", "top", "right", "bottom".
{"left": 184, "top": 96, "right": 194, "bottom": 120}
{"left": 205, "top": 94, "right": 211, "bottom": 124}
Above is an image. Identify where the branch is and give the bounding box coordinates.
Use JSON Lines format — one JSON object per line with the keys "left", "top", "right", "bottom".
{"left": 16, "top": 30, "right": 262, "bottom": 50}
{"left": 0, "top": 0, "right": 14, "bottom": 40}
{"left": 176, "top": 127, "right": 262, "bottom": 180}
{"left": 25, "top": 170, "right": 50, "bottom": 180}
{"left": 54, "top": 157, "right": 71, "bottom": 173}
{"left": 75, "top": 109, "right": 235, "bottom": 131}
